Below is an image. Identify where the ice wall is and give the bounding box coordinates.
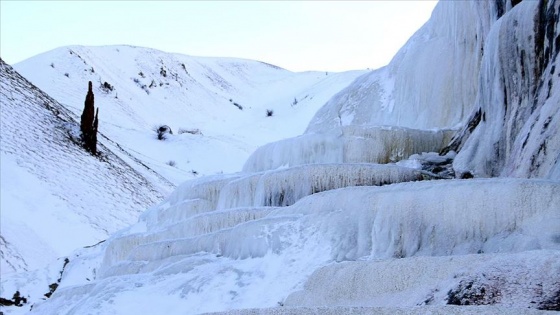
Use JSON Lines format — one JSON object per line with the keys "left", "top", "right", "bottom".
{"left": 280, "top": 179, "right": 560, "bottom": 261}
{"left": 98, "top": 178, "right": 559, "bottom": 277}
{"left": 225, "top": 163, "right": 422, "bottom": 208}
{"left": 305, "top": 1, "right": 506, "bottom": 133}
{"left": 453, "top": 0, "right": 560, "bottom": 179}
{"left": 99, "top": 163, "right": 421, "bottom": 276}
{"left": 243, "top": 126, "right": 454, "bottom": 172}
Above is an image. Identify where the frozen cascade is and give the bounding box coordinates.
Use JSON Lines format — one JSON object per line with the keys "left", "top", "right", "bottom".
{"left": 101, "top": 206, "right": 279, "bottom": 272}
{"left": 278, "top": 179, "right": 560, "bottom": 261}
{"left": 219, "top": 163, "right": 423, "bottom": 209}
{"left": 141, "top": 174, "right": 243, "bottom": 230}
{"left": 25, "top": 178, "right": 559, "bottom": 315}
{"left": 453, "top": 0, "right": 560, "bottom": 179}
{"left": 100, "top": 163, "right": 422, "bottom": 276}
{"left": 5, "top": 1, "right": 560, "bottom": 314}
{"left": 243, "top": 126, "right": 455, "bottom": 173}
{"left": 97, "top": 178, "right": 558, "bottom": 277}
{"left": 305, "top": 1, "right": 505, "bottom": 133}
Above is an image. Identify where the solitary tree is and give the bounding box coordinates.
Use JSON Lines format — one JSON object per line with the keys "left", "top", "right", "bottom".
{"left": 80, "top": 81, "right": 99, "bottom": 155}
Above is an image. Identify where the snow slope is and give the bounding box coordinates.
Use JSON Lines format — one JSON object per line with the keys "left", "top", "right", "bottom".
{"left": 0, "top": 59, "right": 174, "bottom": 274}
{"left": 2, "top": 0, "right": 560, "bottom": 314}
{"left": 14, "top": 46, "right": 366, "bottom": 184}
{"left": 1, "top": 46, "right": 363, "bottom": 275}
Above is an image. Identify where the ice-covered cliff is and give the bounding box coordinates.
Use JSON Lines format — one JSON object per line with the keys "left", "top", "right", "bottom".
{"left": 260, "top": 0, "right": 560, "bottom": 179}
{"left": 305, "top": 1, "right": 502, "bottom": 132}
{"left": 452, "top": 0, "right": 560, "bottom": 179}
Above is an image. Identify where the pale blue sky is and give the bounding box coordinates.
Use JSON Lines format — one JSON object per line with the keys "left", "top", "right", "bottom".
{"left": 0, "top": 1, "right": 438, "bottom": 72}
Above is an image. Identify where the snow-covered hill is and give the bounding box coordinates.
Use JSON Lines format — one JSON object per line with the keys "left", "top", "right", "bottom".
{"left": 1, "top": 0, "right": 559, "bottom": 314}
{"left": 1, "top": 46, "right": 363, "bottom": 276}
{"left": 13, "top": 46, "right": 366, "bottom": 184}
{"left": 0, "top": 59, "right": 174, "bottom": 274}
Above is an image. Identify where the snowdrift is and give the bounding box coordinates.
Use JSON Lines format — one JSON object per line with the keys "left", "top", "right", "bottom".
{"left": 286, "top": 250, "right": 560, "bottom": 309}
{"left": 205, "top": 306, "right": 551, "bottom": 315}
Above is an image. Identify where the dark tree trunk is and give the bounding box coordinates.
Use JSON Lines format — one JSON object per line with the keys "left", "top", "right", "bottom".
{"left": 80, "top": 81, "right": 99, "bottom": 155}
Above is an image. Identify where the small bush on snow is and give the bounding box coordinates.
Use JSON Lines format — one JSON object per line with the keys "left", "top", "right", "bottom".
{"left": 233, "top": 102, "right": 243, "bottom": 110}
{"left": 100, "top": 81, "right": 114, "bottom": 92}
{"left": 155, "top": 125, "right": 173, "bottom": 140}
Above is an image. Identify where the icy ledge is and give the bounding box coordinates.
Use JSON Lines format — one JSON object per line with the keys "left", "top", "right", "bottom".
{"left": 8, "top": 178, "right": 559, "bottom": 314}
{"left": 100, "top": 164, "right": 422, "bottom": 275}
{"left": 243, "top": 126, "right": 455, "bottom": 172}
{"left": 101, "top": 178, "right": 559, "bottom": 278}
